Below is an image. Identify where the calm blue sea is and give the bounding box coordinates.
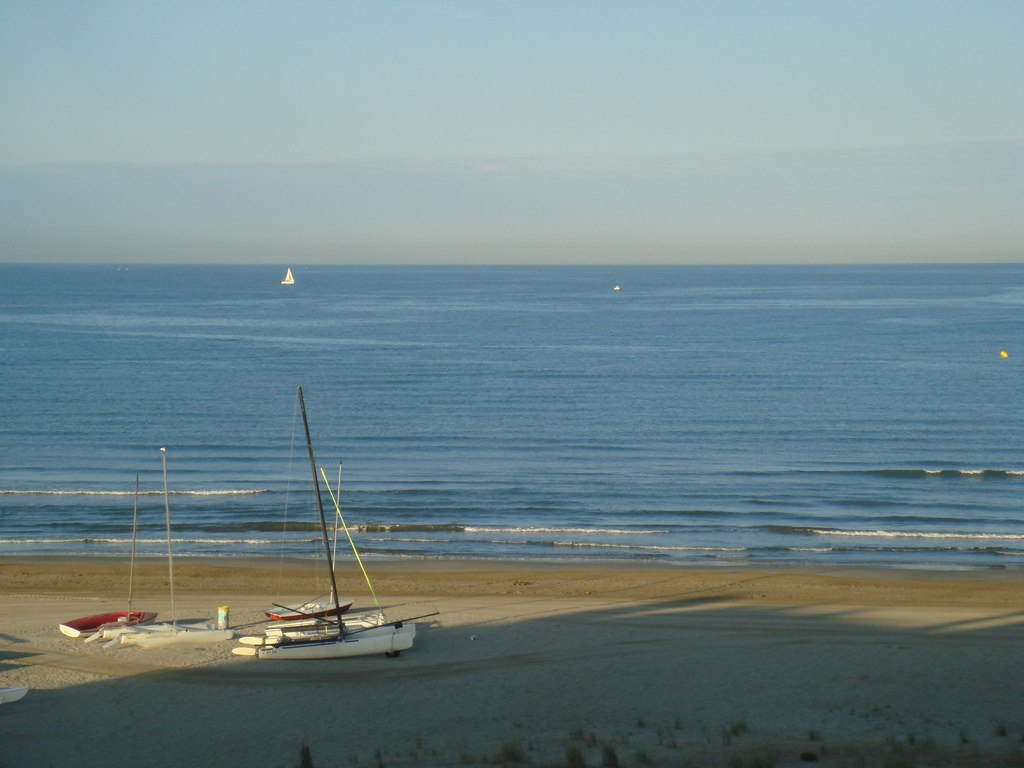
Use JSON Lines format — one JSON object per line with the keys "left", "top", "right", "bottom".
{"left": 2, "top": 263, "right": 1023, "bottom": 569}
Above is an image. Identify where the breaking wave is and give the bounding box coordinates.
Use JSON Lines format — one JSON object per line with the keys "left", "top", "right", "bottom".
{"left": 774, "top": 526, "right": 1024, "bottom": 542}
{"left": 0, "top": 488, "right": 269, "bottom": 497}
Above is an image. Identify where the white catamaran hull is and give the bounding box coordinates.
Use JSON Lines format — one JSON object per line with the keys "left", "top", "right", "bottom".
{"left": 118, "top": 622, "right": 234, "bottom": 647}
{"left": 264, "top": 611, "right": 387, "bottom": 635}
{"left": 238, "top": 628, "right": 337, "bottom": 646}
{"left": 239, "top": 613, "right": 403, "bottom": 647}
{"left": 233, "top": 623, "right": 415, "bottom": 659}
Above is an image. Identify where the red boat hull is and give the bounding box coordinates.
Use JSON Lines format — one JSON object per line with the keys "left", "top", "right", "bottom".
{"left": 265, "top": 600, "right": 353, "bottom": 621}
{"left": 59, "top": 610, "right": 158, "bottom": 638}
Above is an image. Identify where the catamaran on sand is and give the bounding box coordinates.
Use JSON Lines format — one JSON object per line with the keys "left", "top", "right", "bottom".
{"left": 59, "top": 475, "right": 158, "bottom": 639}
{"left": 115, "top": 448, "right": 233, "bottom": 648}
{"left": 234, "top": 386, "right": 422, "bottom": 660}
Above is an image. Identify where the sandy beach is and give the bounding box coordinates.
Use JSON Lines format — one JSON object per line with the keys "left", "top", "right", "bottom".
{"left": 3, "top": 558, "right": 1024, "bottom": 767}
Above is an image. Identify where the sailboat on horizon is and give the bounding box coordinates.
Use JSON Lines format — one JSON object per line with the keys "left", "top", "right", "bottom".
{"left": 281, "top": 268, "right": 295, "bottom": 285}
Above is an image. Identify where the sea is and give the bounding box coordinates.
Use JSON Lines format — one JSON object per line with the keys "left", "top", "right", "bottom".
{"left": 2, "top": 263, "right": 1023, "bottom": 570}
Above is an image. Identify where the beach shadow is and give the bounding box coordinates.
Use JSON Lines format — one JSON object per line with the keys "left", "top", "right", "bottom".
{"left": 0, "top": 648, "right": 36, "bottom": 663}
{"left": 8, "top": 589, "right": 1024, "bottom": 768}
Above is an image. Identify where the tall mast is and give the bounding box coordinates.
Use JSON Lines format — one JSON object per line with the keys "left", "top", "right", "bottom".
{"left": 161, "top": 447, "right": 176, "bottom": 627}
{"left": 128, "top": 473, "right": 139, "bottom": 614}
{"left": 296, "top": 386, "right": 343, "bottom": 630}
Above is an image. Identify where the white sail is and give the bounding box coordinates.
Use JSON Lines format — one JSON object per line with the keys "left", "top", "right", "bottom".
{"left": 281, "top": 268, "right": 295, "bottom": 285}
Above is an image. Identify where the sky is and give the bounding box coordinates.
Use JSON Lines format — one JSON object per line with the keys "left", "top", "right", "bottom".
{"left": 1, "top": 1, "right": 1022, "bottom": 265}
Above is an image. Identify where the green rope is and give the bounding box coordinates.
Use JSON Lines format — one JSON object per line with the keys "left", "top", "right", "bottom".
{"left": 319, "top": 466, "right": 383, "bottom": 614}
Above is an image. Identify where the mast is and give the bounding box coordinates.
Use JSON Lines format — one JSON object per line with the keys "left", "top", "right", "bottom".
{"left": 296, "top": 386, "right": 343, "bottom": 631}
{"left": 128, "top": 473, "right": 139, "bottom": 615}
{"left": 161, "top": 447, "right": 176, "bottom": 628}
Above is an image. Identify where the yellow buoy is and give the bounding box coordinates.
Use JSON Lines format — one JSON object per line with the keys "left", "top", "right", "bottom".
{"left": 1000, "top": 350, "right": 1009, "bottom": 358}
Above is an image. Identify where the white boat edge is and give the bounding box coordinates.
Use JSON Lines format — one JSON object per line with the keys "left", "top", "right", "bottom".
{"left": 237, "top": 611, "right": 402, "bottom": 647}
{"left": 235, "top": 623, "right": 416, "bottom": 660}
{"left": 118, "top": 623, "right": 234, "bottom": 647}
{"left": 0, "top": 686, "right": 29, "bottom": 705}
{"left": 265, "top": 599, "right": 354, "bottom": 621}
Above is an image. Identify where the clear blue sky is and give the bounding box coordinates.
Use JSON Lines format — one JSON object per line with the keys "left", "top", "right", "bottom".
{"left": 1, "top": 1, "right": 1021, "bottom": 264}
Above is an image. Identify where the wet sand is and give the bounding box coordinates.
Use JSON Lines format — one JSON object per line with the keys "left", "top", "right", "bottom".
{"left": 3, "top": 557, "right": 1024, "bottom": 767}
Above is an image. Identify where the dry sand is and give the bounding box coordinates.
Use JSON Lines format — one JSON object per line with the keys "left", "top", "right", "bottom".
{"left": 3, "top": 557, "right": 1024, "bottom": 767}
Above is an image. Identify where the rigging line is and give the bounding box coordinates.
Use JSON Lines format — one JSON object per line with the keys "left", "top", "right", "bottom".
{"left": 275, "top": 391, "right": 302, "bottom": 597}
{"left": 320, "top": 465, "right": 383, "bottom": 615}
{"left": 161, "top": 447, "right": 176, "bottom": 628}
{"left": 331, "top": 463, "right": 342, "bottom": 576}
{"left": 128, "top": 473, "right": 139, "bottom": 615}
{"left": 298, "top": 387, "right": 343, "bottom": 623}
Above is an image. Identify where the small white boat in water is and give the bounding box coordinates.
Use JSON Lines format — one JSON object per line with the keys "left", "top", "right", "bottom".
{"left": 281, "top": 268, "right": 295, "bottom": 285}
